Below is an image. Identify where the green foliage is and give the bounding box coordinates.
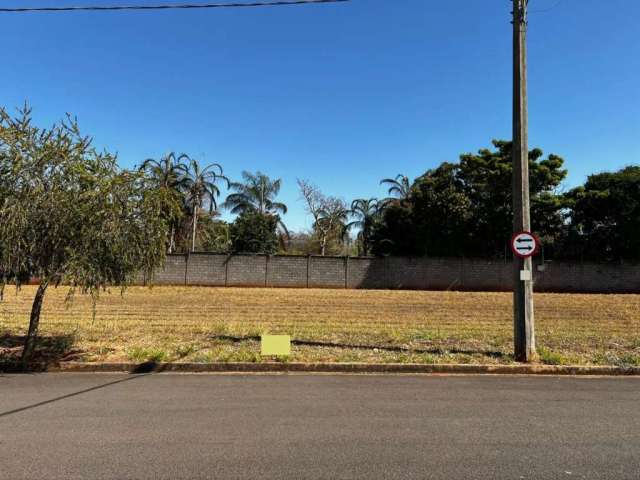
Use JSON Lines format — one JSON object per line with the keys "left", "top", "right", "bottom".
{"left": 564, "top": 166, "right": 640, "bottom": 261}
{"left": 140, "top": 153, "right": 228, "bottom": 253}
{"left": 174, "top": 343, "right": 198, "bottom": 358}
{"left": 139, "top": 153, "right": 188, "bottom": 254}
{"left": 315, "top": 212, "right": 349, "bottom": 255}
{"left": 372, "top": 140, "right": 568, "bottom": 258}
{"left": 380, "top": 174, "right": 411, "bottom": 207}
{"left": 374, "top": 162, "right": 471, "bottom": 257}
{"left": 0, "top": 107, "right": 167, "bottom": 291}
{"left": 372, "top": 143, "right": 638, "bottom": 262}
{"left": 456, "top": 140, "right": 567, "bottom": 257}
{"left": 286, "top": 232, "right": 319, "bottom": 255}
{"left": 180, "top": 157, "right": 229, "bottom": 252}
{"left": 224, "top": 170, "right": 289, "bottom": 249}
{"left": 196, "top": 215, "right": 231, "bottom": 253}
{"left": 127, "top": 346, "right": 168, "bottom": 362}
{"left": 0, "top": 106, "right": 168, "bottom": 362}
{"left": 372, "top": 203, "right": 418, "bottom": 256}
{"left": 297, "top": 179, "right": 349, "bottom": 256}
{"left": 224, "top": 170, "right": 287, "bottom": 216}
{"left": 229, "top": 211, "right": 279, "bottom": 254}
{"left": 347, "top": 198, "right": 381, "bottom": 256}
{"left": 537, "top": 346, "right": 566, "bottom": 365}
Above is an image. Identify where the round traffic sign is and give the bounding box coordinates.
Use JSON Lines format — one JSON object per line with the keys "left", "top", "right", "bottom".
{"left": 511, "top": 231, "right": 540, "bottom": 258}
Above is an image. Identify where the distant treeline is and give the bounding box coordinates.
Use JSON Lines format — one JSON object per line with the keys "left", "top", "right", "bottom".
{"left": 138, "top": 140, "right": 640, "bottom": 263}
{"left": 370, "top": 141, "right": 640, "bottom": 262}
{"left": 3, "top": 107, "right": 637, "bottom": 263}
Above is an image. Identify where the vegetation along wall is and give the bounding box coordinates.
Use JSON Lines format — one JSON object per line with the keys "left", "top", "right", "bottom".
{"left": 141, "top": 253, "right": 640, "bottom": 294}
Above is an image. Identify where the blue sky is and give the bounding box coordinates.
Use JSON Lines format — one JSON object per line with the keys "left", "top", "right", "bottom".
{"left": 1, "top": 0, "right": 638, "bottom": 230}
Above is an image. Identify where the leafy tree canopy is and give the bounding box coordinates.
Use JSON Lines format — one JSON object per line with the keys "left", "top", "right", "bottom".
{"left": 229, "top": 211, "right": 279, "bottom": 254}
{"left": 372, "top": 140, "right": 568, "bottom": 258}
{"left": 224, "top": 170, "right": 287, "bottom": 216}
{"left": 457, "top": 140, "right": 567, "bottom": 256}
{"left": 0, "top": 107, "right": 168, "bottom": 363}
{"left": 564, "top": 165, "right": 640, "bottom": 261}
{"left": 225, "top": 171, "right": 289, "bottom": 249}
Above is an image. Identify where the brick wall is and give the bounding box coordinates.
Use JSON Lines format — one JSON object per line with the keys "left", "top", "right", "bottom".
{"left": 185, "top": 254, "right": 227, "bottom": 286}
{"left": 267, "top": 256, "right": 308, "bottom": 288}
{"left": 347, "top": 257, "right": 386, "bottom": 289}
{"left": 145, "top": 253, "right": 640, "bottom": 294}
{"left": 152, "top": 255, "right": 188, "bottom": 285}
{"left": 309, "top": 256, "right": 346, "bottom": 288}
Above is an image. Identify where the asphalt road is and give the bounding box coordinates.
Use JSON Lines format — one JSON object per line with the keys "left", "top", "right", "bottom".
{"left": 1, "top": 374, "right": 639, "bottom": 479}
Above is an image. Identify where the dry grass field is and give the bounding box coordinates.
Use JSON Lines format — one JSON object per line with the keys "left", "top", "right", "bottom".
{"left": 1, "top": 285, "right": 639, "bottom": 366}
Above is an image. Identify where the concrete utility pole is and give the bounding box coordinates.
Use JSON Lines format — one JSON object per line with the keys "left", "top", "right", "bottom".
{"left": 512, "top": 0, "right": 536, "bottom": 362}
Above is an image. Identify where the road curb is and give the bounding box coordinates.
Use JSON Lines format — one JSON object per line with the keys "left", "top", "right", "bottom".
{"left": 11, "top": 361, "right": 640, "bottom": 375}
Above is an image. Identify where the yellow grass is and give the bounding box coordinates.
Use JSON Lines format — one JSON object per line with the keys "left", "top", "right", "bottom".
{"left": 1, "top": 285, "right": 639, "bottom": 365}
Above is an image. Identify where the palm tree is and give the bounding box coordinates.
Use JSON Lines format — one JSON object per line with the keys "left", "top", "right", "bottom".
{"left": 224, "top": 171, "right": 287, "bottom": 215}
{"left": 139, "top": 153, "right": 189, "bottom": 253}
{"left": 315, "top": 198, "right": 349, "bottom": 256}
{"left": 380, "top": 174, "right": 411, "bottom": 207}
{"left": 179, "top": 157, "right": 229, "bottom": 252}
{"left": 224, "top": 171, "right": 289, "bottom": 243}
{"left": 347, "top": 198, "right": 380, "bottom": 256}
{"left": 140, "top": 153, "right": 189, "bottom": 190}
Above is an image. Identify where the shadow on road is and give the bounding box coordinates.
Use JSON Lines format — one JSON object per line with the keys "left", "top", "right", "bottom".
{"left": 0, "top": 373, "right": 149, "bottom": 419}
{"left": 0, "top": 340, "right": 218, "bottom": 418}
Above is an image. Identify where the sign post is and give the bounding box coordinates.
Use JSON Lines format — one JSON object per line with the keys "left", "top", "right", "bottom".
{"left": 512, "top": 0, "right": 536, "bottom": 362}
{"left": 511, "top": 229, "right": 539, "bottom": 363}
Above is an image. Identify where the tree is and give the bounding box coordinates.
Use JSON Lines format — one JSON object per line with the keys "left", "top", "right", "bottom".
{"left": 196, "top": 215, "right": 231, "bottom": 253}
{"left": 0, "top": 107, "right": 168, "bottom": 366}
{"left": 457, "top": 140, "right": 567, "bottom": 257}
{"left": 564, "top": 166, "right": 640, "bottom": 261}
{"left": 370, "top": 140, "right": 568, "bottom": 258}
{"left": 286, "top": 231, "right": 319, "bottom": 255}
{"left": 139, "top": 152, "right": 188, "bottom": 253}
{"left": 347, "top": 198, "right": 380, "bottom": 256}
{"left": 380, "top": 174, "right": 411, "bottom": 207}
{"left": 180, "top": 157, "right": 228, "bottom": 252}
{"left": 224, "top": 171, "right": 289, "bottom": 246}
{"left": 373, "top": 162, "right": 471, "bottom": 257}
{"left": 316, "top": 198, "right": 349, "bottom": 256}
{"left": 371, "top": 203, "right": 416, "bottom": 256}
{"left": 229, "top": 211, "right": 279, "bottom": 254}
{"left": 298, "top": 179, "right": 348, "bottom": 256}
